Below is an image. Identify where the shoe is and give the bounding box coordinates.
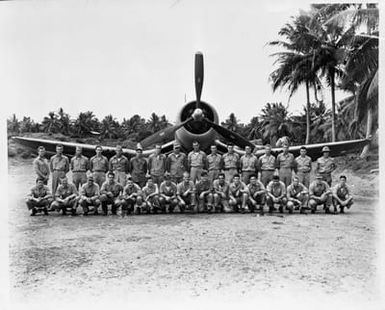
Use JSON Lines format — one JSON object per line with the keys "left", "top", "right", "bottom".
{"left": 44, "top": 208, "right": 49, "bottom": 216}
{"left": 279, "top": 206, "right": 283, "bottom": 213}
{"left": 31, "top": 208, "right": 37, "bottom": 216}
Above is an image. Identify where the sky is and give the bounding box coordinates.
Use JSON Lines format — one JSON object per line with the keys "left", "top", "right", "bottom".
{"left": 0, "top": 0, "right": 368, "bottom": 124}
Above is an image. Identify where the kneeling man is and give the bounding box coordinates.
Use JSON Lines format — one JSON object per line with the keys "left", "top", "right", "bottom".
{"left": 247, "top": 174, "right": 266, "bottom": 214}
{"left": 286, "top": 176, "right": 308, "bottom": 214}
{"left": 26, "top": 178, "right": 53, "bottom": 216}
{"left": 51, "top": 177, "right": 78, "bottom": 215}
{"left": 159, "top": 173, "right": 178, "bottom": 213}
{"left": 79, "top": 175, "right": 101, "bottom": 215}
{"left": 100, "top": 171, "right": 124, "bottom": 215}
{"left": 143, "top": 176, "right": 161, "bottom": 213}
{"left": 332, "top": 175, "right": 353, "bottom": 213}
{"left": 308, "top": 174, "right": 332, "bottom": 214}
{"left": 228, "top": 174, "right": 249, "bottom": 213}
{"left": 195, "top": 171, "right": 214, "bottom": 213}
{"left": 121, "top": 177, "right": 142, "bottom": 216}
{"left": 177, "top": 172, "right": 196, "bottom": 213}
{"left": 212, "top": 173, "right": 230, "bottom": 213}
{"left": 266, "top": 175, "right": 287, "bottom": 213}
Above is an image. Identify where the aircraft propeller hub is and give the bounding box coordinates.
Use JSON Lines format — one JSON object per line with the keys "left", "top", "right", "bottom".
{"left": 192, "top": 108, "right": 204, "bottom": 121}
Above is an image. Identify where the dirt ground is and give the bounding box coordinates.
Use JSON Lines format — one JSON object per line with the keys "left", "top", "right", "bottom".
{"left": 7, "top": 157, "right": 383, "bottom": 308}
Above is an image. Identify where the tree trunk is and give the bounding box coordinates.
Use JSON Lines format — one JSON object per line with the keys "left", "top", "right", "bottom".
{"left": 330, "top": 70, "right": 336, "bottom": 142}
{"left": 305, "top": 81, "right": 311, "bottom": 144}
{"left": 360, "top": 105, "right": 373, "bottom": 158}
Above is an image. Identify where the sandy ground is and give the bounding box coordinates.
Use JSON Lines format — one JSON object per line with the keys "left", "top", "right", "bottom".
{"left": 7, "top": 158, "right": 382, "bottom": 308}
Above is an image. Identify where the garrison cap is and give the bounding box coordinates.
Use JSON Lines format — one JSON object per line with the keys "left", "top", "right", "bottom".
{"left": 322, "top": 146, "right": 330, "bottom": 152}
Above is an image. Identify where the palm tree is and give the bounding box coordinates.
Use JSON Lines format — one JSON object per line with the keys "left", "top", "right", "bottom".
{"left": 121, "top": 114, "right": 147, "bottom": 141}
{"left": 41, "top": 112, "right": 61, "bottom": 134}
{"left": 7, "top": 114, "right": 20, "bottom": 134}
{"left": 57, "top": 108, "right": 71, "bottom": 135}
{"left": 73, "top": 111, "right": 100, "bottom": 137}
{"left": 100, "top": 114, "right": 120, "bottom": 139}
{"left": 221, "top": 113, "right": 240, "bottom": 133}
{"left": 19, "top": 116, "right": 35, "bottom": 133}
{"left": 246, "top": 116, "right": 262, "bottom": 140}
{"left": 147, "top": 112, "right": 161, "bottom": 133}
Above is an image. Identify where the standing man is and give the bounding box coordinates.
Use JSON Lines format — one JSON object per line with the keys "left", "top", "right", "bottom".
{"left": 166, "top": 143, "right": 187, "bottom": 185}
{"left": 176, "top": 171, "right": 196, "bottom": 213}
{"left": 332, "top": 175, "right": 353, "bottom": 213}
{"left": 109, "top": 145, "right": 129, "bottom": 187}
{"left": 294, "top": 146, "right": 312, "bottom": 188}
{"left": 212, "top": 173, "right": 230, "bottom": 213}
{"left": 316, "top": 146, "right": 336, "bottom": 186}
{"left": 51, "top": 177, "right": 78, "bottom": 216}
{"left": 206, "top": 145, "right": 222, "bottom": 183}
{"left": 49, "top": 144, "right": 70, "bottom": 195}
{"left": 276, "top": 143, "right": 295, "bottom": 188}
{"left": 26, "top": 178, "right": 53, "bottom": 216}
{"left": 148, "top": 144, "right": 167, "bottom": 187}
{"left": 266, "top": 175, "right": 287, "bottom": 213}
{"left": 222, "top": 143, "right": 240, "bottom": 183}
{"left": 308, "top": 174, "right": 332, "bottom": 214}
{"left": 187, "top": 141, "right": 207, "bottom": 183}
{"left": 228, "top": 174, "right": 249, "bottom": 213}
{"left": 79, "top": 175, "right": 101, "bottom": 216}
{"left": 70, "top": 146, "right": 89, "bottom": 191}
{"left": 195, "top": 171, "right": 214, "bottom": 213}
{"left": 286, "top": 176, "right": 309, "bottom": 214}
{"left": 90, "top": 145, "right": 109, "bottom": 188}
{"left": 129, "top": 146, "right": 148, "bottom": 188}
{"left": 247, "top": 174, "right": 266, "bottom": 214}
{"left": 99, "top": 171, "right": 124, "bottom": 216}
{"left": 240, "top": 145, "right": 258, "bottom": 185}
{"left": 33, "top": 146, "right": 50, "bottom": 185}
{"left": 258, "top": 144, "right": 276, "bottom": 187}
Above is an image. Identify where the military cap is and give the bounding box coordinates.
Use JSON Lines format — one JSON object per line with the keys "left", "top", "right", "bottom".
{"left": 322, "top": 146, "right": 330, "bottom": 152}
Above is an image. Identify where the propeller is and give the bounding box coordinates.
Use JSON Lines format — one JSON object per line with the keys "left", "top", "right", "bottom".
{"left": 195, "top": 52, "right": 204, "bottom": 109}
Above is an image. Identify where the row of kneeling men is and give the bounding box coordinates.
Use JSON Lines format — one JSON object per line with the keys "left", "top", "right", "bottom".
{"left": 26, "top": 169, "right": 353, "bottom": 216}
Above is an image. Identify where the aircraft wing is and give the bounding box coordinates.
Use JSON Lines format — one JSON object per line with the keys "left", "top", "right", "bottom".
{"left": 12, "top": 136, "right": 175, "bottom": 158}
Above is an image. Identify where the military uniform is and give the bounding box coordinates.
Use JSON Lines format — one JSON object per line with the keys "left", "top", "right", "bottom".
{"left": 166, "top": 152, "right": 187, "bottom": 184}
{"left": 33, "top": 156, "right": 50, "bottom": 185}
{"left": 286, "top": 182, "right": 308, "bottom": 213}
{"left": 332, "top": 183, "right": 353, "bottom": 213}
{"left": 212, "top": 179, "right": 230, "bottom": 212}
{"left": 177, "top": 180, "right": 196, "bottom": 213}
{"left": 121, "top": 183, "right": 142, "bottom": 215}
{"left": 49, "top": 154, "right": 70, "bottom": 194}
{"left": 90, "top": 155, "right": 109, "bottom": 188}
{"left": 109, "top": 155, "right": 129, "bottom": 187}
{"left": 228, "top": 181, "right": 249, "bottom": 213}
{"left": 276, "top": 151, "right": 295, "bottom": 188}
{"left": 159, "top": 181, "right": 178, "bottom": 213}
{"left": 207, "top": 153, "right": 222, "bottom": 183}
{"left": 195, "top": 178, "right": 213, "bottom": 212}
{"left": 148, "top": 153, "right": 167, "bottom": 187}
{"left": 51, "top": 182, "right": 78, "bottom": 215}
{"left": 247, "top": 180, "right": 266, "bottom": 213}
{"left": 79, "top": 182, "right": 101, "bottom": 215}
{"left": 240, "top": 153, "right": 258, "bottom": 184}
{"left": 129, "top": 156, "right": 148, "bottom": 188}
{"left": 222, "top": 152, "right": 240, "bottom": 183}
{"left": 187, "top": 150, "right": 207, "bottom": 183}
{"left": 308, "top": 179, "right": 332, "bottom": 213}
{"left": 143, "top": 183, "right": 161, "bottom": 213}
{"left": 70, "top": 155, "right": 89, "bottom": 190}
{"left": 266, "top": 180, "right": 287, "bottom": 213}
{"left": 258, "top": 154, "right": 276, "bottom": 186}
{"left": 295, "top": 155, "right": 312, "bottom": 188}
{"left": 100, "top": 181, "right": 124, "bottom": 215}
{"left": 316, "top": 156, "right": 336, "bottom": 186}
{"left": 26, "top": 184, "right": 53, "bottom": 215}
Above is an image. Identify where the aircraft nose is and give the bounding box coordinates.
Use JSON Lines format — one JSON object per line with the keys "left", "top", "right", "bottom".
{"left": 192, "top": 108, "right": 204, "bottom": 121}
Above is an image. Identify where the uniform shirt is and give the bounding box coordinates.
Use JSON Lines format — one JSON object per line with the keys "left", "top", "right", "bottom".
{"left": 100, "top": 181, "right": 123, "bottom": 198}
{"left": 309, "top": 180, "right": 330, "bottom": 197}
{"left": 247, "top": 181, "right": 265, "bottom": 196}
{"left": 148, "top": 154, "right": 166, "bottom": 176}
{"left": 123, "top": 183, "right": 141, "bottom": 196}
{"left": 212, "top": 180, "right": 229, "bottom": 197}
{"left": 287, "top": 183, "right": 307, "bottom": 198}
{"left": 276, "top": 152, "right": 295, "bottom": 169}
{"left": 240, "top": 154, "right": 258, "bottom": 172}
{"left": 129, "top": 157, "right": 148, "bottom": 176}
{"left": 195, "top": 179, "right": 212, "bottom": 194}
{"left": 33, "top": 156, "right": 50, "bottom": 178}
{"left": 80, "top": 182, "right": 100, "bottom": 198}
{"left": 177, "top": 181, "right": 195, "bottom": 196}
{"left": 142, "top": 184, "right": 159, "bottom": 197}
{"left": 55, "top": 183, "right": 78, "bottom": 199}
{"left": 207, "top": 153, "right": 223, "bottom": 171}
{"left": 50, "top": 154, "right": 70, "bottom": 172}
{"left": 166, "top": 152, "right": 187, "bottom": 177}
{"left": 29, "top": 185, "right": 51, "bottom": 198}
{"left": 159, "top": 181, "right": 177, "bottom": 196}
{"left": 258, "top": 154, "right": 276, "bottom": 171}
{"left": 187, "top": 151, "right": 207, "bottom": 168}
{"left": 316, "top": 156, "right": 336, "bottom": 174}
{"left": 222, "top": 152, "right": 239, "bottom": 169}
{"left": 70, "top": 155, "right": 89, "bottom": 172}
{"left": 295, "top": 155, "right": 312, "bottom": 173}
{"left": 229, "top": 181, "right": 248, "bottom": 197}
{"left": 90, "top": 155, "right": 109, "bottom": 172}
{"left": 266, "top": 181, "right": 286, "bottom": 197}
{"left": 109, "top": 155, "right": 129, "bottom": 173}
{"left": 333, "top": 183, "right": 350, "bottom": 199}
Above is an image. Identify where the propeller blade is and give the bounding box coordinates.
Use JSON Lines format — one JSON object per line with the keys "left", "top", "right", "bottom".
{"left": 195, "top": 52, "right": 204, "bottom": 109}
{"left": 203, "top": 118, "right": 255, "bottom": 149}
{"left": 140, "top": 117, "right": 193, "bottom": 148}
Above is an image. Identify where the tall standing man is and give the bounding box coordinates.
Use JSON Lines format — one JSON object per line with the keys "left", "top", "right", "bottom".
{"left": 276, "top": 143, "right": 296, "bottom": 188}
{"left": 187, "top": 141, "right": 207, "bottom": 183}
{"left": 129, "top": 146, "right": 148, "bottom": 188}
{"left": 240, "top": 145, "right": 258, "bottom": 185}
{"left": 70, "top": 146, "right": 89, "bottom": 191}
{"left": 49, "top": 144, "right": 70, "bottom": 195}
{"left": 148, "top": 144, "right": 167, "bottom": 187}
{"left": 166, "top": 143, "right": 187, "bottom": 185}
{"left": 109, "top": 145, "right": 129, "bottom": 187}
{"left": 294, "top": 146, "right": 312, "bottom": 188}
{"left": 258, "top": 144, "right": 276, "bottom": 187}
{"left": 90, "top": 145, "right": 109, "bottom": 188}
{"left": 222, "top": 143, "right": 240, "bottom": 183}
{"left": 316, "top": 146, "right": 336, "bottom": 186}
{"left": 33, "top": 146, "right": 50, "bottom": 185}
{"left": 206, "top": 145, "right": 222, "bottom": 183}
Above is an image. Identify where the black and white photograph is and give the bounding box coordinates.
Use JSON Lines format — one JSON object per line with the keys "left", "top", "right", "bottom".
{"left": 1, "top": 0, "right": 383, "bottom": 309}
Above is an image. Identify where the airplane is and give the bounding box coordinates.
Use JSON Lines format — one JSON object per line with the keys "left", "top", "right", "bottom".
{"left": 13, "top": 52, "right": 370, "bottom": 160}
